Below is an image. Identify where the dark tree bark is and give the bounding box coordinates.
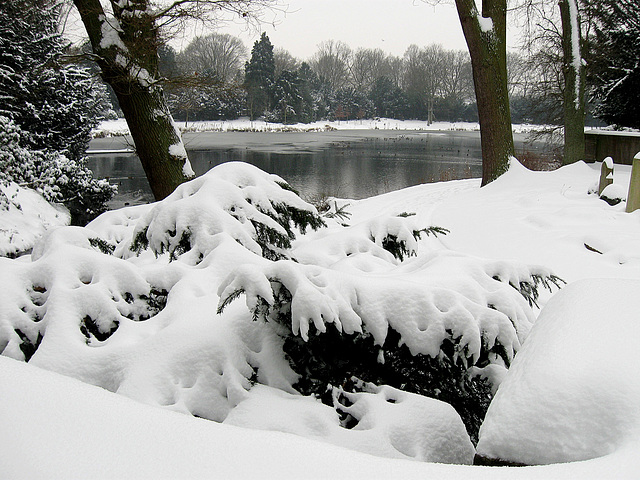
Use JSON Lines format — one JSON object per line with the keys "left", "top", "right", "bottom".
{"left": 73, "top": 0, "right": 194, "bottom": 200}
{"left": 455, "top": 0, "right": 514, "bottom": 186}
{"left": 559, "top": 0, "right": 586, "bottom": 165}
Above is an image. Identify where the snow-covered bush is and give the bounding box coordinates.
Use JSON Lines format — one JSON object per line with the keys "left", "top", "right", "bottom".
{"left": 0, "top": 117, "right": 116, "bottom": 226}
{"left": 0, "top": 161, "right": 564, "bottom": 453}
{"left": 125, "top": 162, "right": 325, "bottom": 262}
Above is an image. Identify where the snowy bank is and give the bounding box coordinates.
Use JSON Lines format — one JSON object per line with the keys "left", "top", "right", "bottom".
{"left": 93, "top": 117, "right": 550, "bottom": 137}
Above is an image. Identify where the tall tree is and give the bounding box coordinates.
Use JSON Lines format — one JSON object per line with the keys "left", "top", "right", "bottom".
{"left": 310, "top": 40, "right": 352, "bottom": 93}
{"left": 71, "top": 0, "right": 276, "bottom": 200}
{"left": 454, "top": 0, "right": 514, "bottom": 185}
{"left": 559, "top": 0, "right": 585, "bottom": 165}
{"left": 244, "top": 32, "right": 275, "bottom": 120}
{"left": 0, "top": 0, "right": 115, "bottom": 224}
{"left": 177, "top": 33, "right": 247, "bottom": 83}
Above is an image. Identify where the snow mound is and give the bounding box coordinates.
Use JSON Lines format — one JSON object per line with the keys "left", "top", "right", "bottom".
{"left": 225, "top": 382, "right": 475, "bottom": 464}
{"left": 476, "top": 278, "right": 640, "bottom": 465}
{"left": 0, "top": 182, "right": 69, "bottom": 257}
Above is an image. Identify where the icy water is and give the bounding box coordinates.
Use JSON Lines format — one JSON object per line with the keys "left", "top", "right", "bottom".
{"left": 88, "top": 130, "right": 548, "bottom": 205}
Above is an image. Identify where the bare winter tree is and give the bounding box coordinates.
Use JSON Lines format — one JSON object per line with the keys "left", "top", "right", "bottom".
{"left": 310, "top": 40, "right": 352, "bottom": 92}
{"left": 349, "top": 48, "right": 390, "bottom": 92}
{"left": 71, "top": 0, "right": 279, "bottom": 200}
{"left": 273, "top": 47, "right": 300, "bottom": 78}
{"left": 177, "top": 33, "right": 247, "bottom": 83}
{"left": 514, "top": 0, "right": 586, "bottom": 165}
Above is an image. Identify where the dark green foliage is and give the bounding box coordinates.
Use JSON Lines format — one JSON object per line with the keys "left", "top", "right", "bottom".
{"left": 380, "top": 224, "right": 450, "bottom": 261}
{"left": 0, "top": 0, "right": 110, "bottom": 160}
{"left": 252, "top": 203, "right": 326, "bottom": 260}
{"left": 283, "top": 319, "right": 492, "bottom": 445}
{"left": 369, "top": 76, "right": 410, "bottom": 119}
{"left": 14, "top": 328, "right": 43, "bottom": 362}
{"left": 130, "top": 228, "right": 150, "bottom": 256}
{"left": 586, "top": 0, "right": 640, "bottom": 128}
{"left": 333, "top": 87, "right": 373, "bottom": 121}
{"left": 245, "top": 33, "right": 275, "bottom": 119}
{"left": 269, "top": 69, "right": 304, "bottom": 124}
{"left": 80, "top": 315, "right": 119, "bottom": 344}
{"left": 493, "top": 273, "right": 566, "bottom": 309}
{"left": 89, "top": 237, "right": 116, "bottom": 255}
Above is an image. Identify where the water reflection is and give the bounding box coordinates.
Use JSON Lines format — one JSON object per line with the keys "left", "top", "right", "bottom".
{"left": 88, "top": 133, "right": 515, "bottom": 203}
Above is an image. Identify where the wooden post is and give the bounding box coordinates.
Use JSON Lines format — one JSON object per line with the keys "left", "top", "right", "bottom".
{"left": 598, "top": 157, "right": 614, "bottom": 195}
{"left": 626, "top": 152, "right": 640, "bottom": 213}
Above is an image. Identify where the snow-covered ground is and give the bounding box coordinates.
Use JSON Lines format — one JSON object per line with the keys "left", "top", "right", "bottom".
{"left": 2, "top": 157, "right": 640, "bottom": 478}
{"left": 94, "top": 117, "right": 548, "bottom": 137}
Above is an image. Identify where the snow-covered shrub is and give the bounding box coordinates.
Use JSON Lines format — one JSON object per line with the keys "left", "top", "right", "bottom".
{"left": 0, "top": 117, "right": 116, "bottom": 226}
{"left": 126, "top": 162, "right": 325, "bottom": 262}
{"left": 218, "top": 247, "right": 562, "bottom": 442}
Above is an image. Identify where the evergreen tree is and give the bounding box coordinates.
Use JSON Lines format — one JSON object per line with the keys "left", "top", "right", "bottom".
{"left": 0, "top": 0, "right": 115, "bottom": 224}
{"left": 296, "top": 63, "right": 317, "bottom": 123}
{"left": 0, "top": 0, "right": 111, "bottom": 162}
{"left": 244, "top": 33, "right": 275, "bottom": 120}
{"left": 369, "top": 76, "right": 409, "bottom": 119}
{"left": 270, "top": 70, "right": 303, "bottom": 124}
{"left": 587, "top": 0, "right": 640, "bottom": 129}
{"left": 333, "top": 88, "right": 373, "bottom": 121}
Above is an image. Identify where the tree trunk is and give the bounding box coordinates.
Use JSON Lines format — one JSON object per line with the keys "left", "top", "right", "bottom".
{"left": 73, "top": 0, "right": 193, "bottom": 200}
{"left": 559, "top": 0, "right": 586, "bottom": 165}
{"left": 455, "top": 0, "right": 514, "bottom": 186}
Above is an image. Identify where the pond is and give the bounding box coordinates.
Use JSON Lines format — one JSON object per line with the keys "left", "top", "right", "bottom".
{"left": 87, "top": 130, "right": 549, "bottom": 205}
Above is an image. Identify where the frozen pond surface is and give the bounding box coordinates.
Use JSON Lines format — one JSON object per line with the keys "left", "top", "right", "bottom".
{"left": 88, "top": 130, "right": 548, "bottom": 205}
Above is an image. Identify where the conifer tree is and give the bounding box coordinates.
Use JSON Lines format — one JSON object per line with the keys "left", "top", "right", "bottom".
{"left": 586, "top": 0, "right": 640, "bottom": 128}
{"left": 0, "top": 0, "right": 115, "bottom": 225}
{"left": 0, "top": 0, "right": 110, "bottom": 162}
{"left": 244, "top": 33, "right": 276, "bottom": 120}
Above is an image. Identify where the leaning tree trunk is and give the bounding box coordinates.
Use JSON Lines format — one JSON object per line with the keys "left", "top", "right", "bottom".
{"left": 455, "top": 0, "right": 514, "bottom": 186}
{"left": 559, "top": 0, "right": 586, "bottom": 165}
{"left": 73, "top": 0, "right": 194, "bottom": 200}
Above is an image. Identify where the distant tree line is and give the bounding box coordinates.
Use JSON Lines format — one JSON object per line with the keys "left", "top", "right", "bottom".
{"left": 139, "top": 29, "right": 629, "bottom": 128}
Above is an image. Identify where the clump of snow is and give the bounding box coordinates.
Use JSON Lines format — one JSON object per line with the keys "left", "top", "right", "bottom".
{"left": 477, "top": 15, "right": 494, "bottom": 33}
{"left": 599, "top": 183, "right": 626, "bottom": 205}
{"left": 0, "top": 182, "right": 69, "bottom": 257}
{"left": 225, "top": 382, "right": 475, "bottom": 464}
{"left": 477, "top": 278, "right": 640, "bottom": 465}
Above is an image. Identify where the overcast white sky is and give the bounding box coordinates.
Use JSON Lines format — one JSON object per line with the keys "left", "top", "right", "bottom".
{"left": 177, "top": 0, "right": 469, "bottom": 60}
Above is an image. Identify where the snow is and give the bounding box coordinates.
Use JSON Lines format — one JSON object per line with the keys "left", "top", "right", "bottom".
{"left": 476, "top": 279, "right": 640, "bottom": 465}
{"left": 2, "top": 156, "right": 640, "bottom": 477}
{"left": 0, "top": 182, "right": 69, "bottom": 257}
{"left": 92, "top": 117, "right": 552, "bottom": 138}
{"left": 477, "top": 15, "right": 494, "bottom": 34}
{"left": 224, "top": 382, "right": 475, "bottom": 464}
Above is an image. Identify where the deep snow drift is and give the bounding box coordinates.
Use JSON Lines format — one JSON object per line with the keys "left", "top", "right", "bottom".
{"left": 1, "top": 158, "right": 640, "bottom": 478}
